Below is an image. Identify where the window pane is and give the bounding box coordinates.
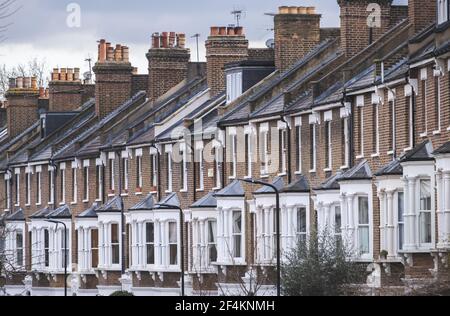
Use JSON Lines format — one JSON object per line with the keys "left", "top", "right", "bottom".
{"left": 358, "top": 197, "right": 369, "bottom": 225}
{"left": 208, "top": 221, "right": 217, "bottom": 243}
{"left": 297, "top": 208, "right": 307, "bottom": 234}
{"left": 335, "top": 206, "right": 342, "bottom": 234}
{"left": 209, "top": 245, "right": 217, "bottom": 263}
{"left": 169, "top": 222, "right": 177, "bottom": 243}
{"left": 112, "top": 245, "right": 120, "bottom": 264}
{"left": 233, "top": 211, "right": 242, "bottom": 234}
{"left": 16, "top": 232, "right": 23, "bottom": 266}
{"left": 420, "top": 212, "right": 432, "bottom": 244}
{"left": 233, "top": 236, "right": 241, "bottom": 258}
{"left": 91, "top": 229, "right": 98, "bottom": 268}
{"left": 111, "top": 224, "right": 119, "bottom": 244}
{"left": 420, "top": 180, "right": 431, "bottom": 210}
{"left": 359, "top": 227, "right": 370, "bottom": 255}
{"left": 146, "top": 223, "right": 154, "bottom": 243}
{"left": 147, "top": 245, "right": 154, "bottom": 265}
{"left": 170, "top": 245, "right": 178, "bottom": 265}
{"left": 398, "top": 192, "right": 405, "bottom": 222}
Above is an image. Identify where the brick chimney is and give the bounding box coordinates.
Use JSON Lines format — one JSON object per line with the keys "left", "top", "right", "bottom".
{"left": 93, "top": 39, "right": 133, "bottom": 119}
{"left": 205, "top": 26, "right": 249, "bottom": 98}
{"left": 338, "top": 0, "right": 393, "bottom": 58}
{"left": 147, "top": 32, "right": 190, "bottom": 102}
{"left": 48, "top": 67, "right": 91, "bottom": 112}
{"left": 274, "top": 6, "right": 321, "bottom": 73}
{"left": 408, "top": 0, "right": 436, "bottom": 35}
{"left": 5, "top": 77, "right": 39, "bottom": 138}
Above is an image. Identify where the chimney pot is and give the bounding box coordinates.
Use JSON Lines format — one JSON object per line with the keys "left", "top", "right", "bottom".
{"left": 24, "top": 77, "right": 31, "bottom": 88}
{"left": 107, "top": 47, "right": 115, "bottom": 61}
{"left": 74, "top": 68, "right": 80, "bottom": 81}
{"left": 298, "top": 7, "right": 307, "bottom": 14}
{"left": 161, "top": 32, "right": 169, "bottom": 48}
{"left": 219, "top": 27, "right": 227, "bottom": 36}
{"left": 16, "top": 77, "right": 23, "bottom": 89}
{"left": 227, "top": 27, "right": 235, "bottom": 36}
{"left": 177, "top": 34, "right": 186, "bottom": 48}
{"left": 67, "top": 68, "right": 74, "bottom": 81}
{"left": 45, "top": 88, "right": 49, "bottom": 98}
{"left": 152, "top": 33, "right": 160, "bottom": 48}
{"left": 132, "top": 67, "right": 138, "bottom": 75}
{"left": 122, "top": 46, "right": 129, "bottom": 62}
{"left": 306, "top": 7, "right": 316, "bottom": 14}
{"left": 114, "top": 44, "right": 123, "bottom": 61}
{"left": 210, "top": 27, "right": 220, "bottom": 36}
{"left": 99, "top": 39, "right": 107, "bottom": 62}
{"left": 31, "top": 77, "right": 38, "bottom": 89}
{"left": 288, "top": 6, "right": 298, "bottom": 14}
{"left": 279, "top": 6, "right": 289, "bottom": 14}
{"left": 8, "top": 78, "right": 16, "bottom": 89}
{"left": 39, "top": 87, "right": 45, "bottom": 98}
{"left": 235, "top": 26, "right": 244, "bottom": 36}
{"left": 169, "top": 32, "right": 176, "bottom": 47}
{"left": 60, "top": 68, "right": 68, "bottom": 81}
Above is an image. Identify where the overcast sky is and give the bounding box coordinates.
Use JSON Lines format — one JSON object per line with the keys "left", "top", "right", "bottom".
{"left": 0, "top": 0, "right": 408, "bottom": 78}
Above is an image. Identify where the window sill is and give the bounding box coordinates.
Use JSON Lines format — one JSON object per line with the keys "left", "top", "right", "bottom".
{"left": 356, "top": 155, "right": 364, "bottom": 160}
{"left": 228, "top": 176, "right": 236, "bottom": 180}
{"left": 25, "top": 204, "right": 31, "bottom": 207}
{"left": 403, "top": 147, "right": 412, "bottom": 153}
{"left": 180, "top": 189, "right": 188, "bottom": 193}
{"left": 309, "top": 169, "right": 316, "bottom": 174}
{"left": 295, "top": 171, "right": 303, "bottom": 175}
{"left": 420, "top": 132, "right": 428, "bottom": 138}
{"left": 165, "top": 191, "right": 173, "bottom": 194}
{"left": 371, "top": 153, "right": 380, "bottom": 158}
{"left": 196, "top": 189, "right": 205, "bottom": 193}
{"left": 447, "top": 126, "right": 450, "bottom": 131}
{"left": 433, "top": 130, "right": 441, "bottom": 136}
{"left": 323, "top": 168, "right": 332, "bottom": 173}
{"left": 59, "top": 202, "right": 66, "bottom": 206}
{"left": 387, "top": 150, "right": 394, "bottom": 156}
{"left": 83, "top": 199, "right": 89, "bottom": 203}
{"left": 149, "top": 191, "right": 158, "bottom": 195}
{"left": 48, "top": 202, "right": 54, "bottom": 206}
{"left": 277, "top": 173, "right": 287, "bottom": 177}
{"left": 120, "top": 194, "right": 129, "bottom": 197}
{"left": 260, "top": 175, "right": 270, "bottom": 179}
{"left": 71, "top": 202, "right": 77, "bottom": 205}
{"left": 108, "top": 194, "right": 115, "bottom": 198}
{"left": 212, "top": 187, "right": 222, "bottom": 191}
{"left": 36, "top": 203, "right": 42, "bottom": 207}
{"left": 134, "top": 192, "right": 143, "bottom": 196}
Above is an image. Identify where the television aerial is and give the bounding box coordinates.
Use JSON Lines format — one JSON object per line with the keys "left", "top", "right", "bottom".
{"left": 265, "top": 39, "right": 275, "bottom": 49}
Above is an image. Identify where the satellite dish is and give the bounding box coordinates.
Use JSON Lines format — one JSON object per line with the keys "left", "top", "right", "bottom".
{"left": 266, "top": 39, "right": 275, "bottom": 49}
{"left": 83, "top": 72, "right": 92, "bottom": 81}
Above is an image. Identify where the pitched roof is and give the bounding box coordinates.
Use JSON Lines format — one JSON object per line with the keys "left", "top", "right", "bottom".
{"left": 30, "top": 207, "right": 53, "bottom": 219}
{"left": 191, "top": 192, "right": 217, "bottom": 208}
{"left": 97, "top": 196, "right": 122, "bottom": 212}
{"left": 282, "top": 175, "right": 310, "bottom": 193}
{"left": 47, "top": 205, "right": 72, "bottom": 219}
{"left": 433, "top": 141, "right": 450, "bottom": 155}
{"left": 130, "top": 194, "right": 156, "bottom": 211}
{"left": 155, "top": 193, "right": 180, "bottom": 208}
{"left": 5, "top": 208, "right": 25, "bottom": 221}
{"left": 77, "top": 203, "right": 100, "bottom": 218}
{"left": 314, "top": 172, "right": 344, "bottom": 191}
{"left": 340, "top": 160, "right": 372, "bottom": 181}
{"left": 215, "top": 180, "right": 245, "bottom": 197}
{"left": 375, "top": 159, "right": 403, "bottom": 177}
{"left": 254, "top": 177, "right": 285, "bottom": 194}
{"left": 400, "top": 140, "right": 434, "bottom": 162}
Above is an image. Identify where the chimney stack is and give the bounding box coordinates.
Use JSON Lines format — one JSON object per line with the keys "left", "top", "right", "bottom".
{"left": 147, "top": 31, "right": 190, "bottom": 102}
{"left": 338, "top": 0, "right": 393, "bottom": 58}
{"left": 48, "top": 67, "right": 91, "bottom": 112}
{"left": 274, "top": 6, "right": 321, "bottom": 73}
{"left": 93, "top": 39, "right": 133, "bottom": 119}
{"left": 205, "top": 26, "right": 249, "bottom": 98}
{"left": 5, "top": 77, "right": 39, "bottom": 139}
{"left": 408, "top": 0, "right": 436, "bottom": 35}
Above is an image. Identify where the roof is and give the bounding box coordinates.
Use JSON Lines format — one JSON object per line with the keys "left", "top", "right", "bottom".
{"left": 47, "top": 205, "right": 72, "bottom": 219}
{"left": 97, "top": 196, "right": 122, "bottom": 213}
{"left": 339, "top": 160, "right": 372, "bottom": 181}
{"left": 282, "top": 175, "right": 310, "bottom": 193}
{"left": 434, "top": 141, "right": 450, "bottom": 155}
{"left": 314, "top": 172, "right": 344, "bottom": 191}
{"left": 254, "top": 177, "right": 285, "bottom": 195}
{"left": 155, "top": 193, "right": 180, "bottom": 208}
{"left": 5, "top": 208, "right": 25, "bottom": 221}
{"left": 130, "top": 194, "right": 156, "bottom": 211}
{"left": 400, "top": 140, "right": 434, "bottom": 162}
{"left": 215, "top": 180, "right": 245, "bottom": 197}
{"left": 191, "top": 192, "right": 217, "bottom": 208}
{"left": 375, "top": 159, "right": 403, "bottom": 177}
{"left": 30, "top": 207, "right": 53, "bottom": 219}
{"left": 77, "top": 203, "right": 100, "bottom": 218}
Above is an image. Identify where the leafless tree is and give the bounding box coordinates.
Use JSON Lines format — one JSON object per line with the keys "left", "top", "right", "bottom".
{"left": 0, "top": 0, "right": 22, "bottom": 44}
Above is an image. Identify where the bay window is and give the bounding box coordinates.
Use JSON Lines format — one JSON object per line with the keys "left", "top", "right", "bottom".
{"left": 398, "top": 192, "right": 405, "bottom": 251}
{"left": 16, "top": 230, "right": 23, "bottom": 267}
{"left": 208, "top": 220, "right": 218, "bottom": 264}
{"left": 44, "top": 229, "right": 50, "bottom": 268}
{"left": 334, "top": 206, "right": 342, "bottom": 245}
{"left": 297, "top": 207, "right": 307, "bottom": 246}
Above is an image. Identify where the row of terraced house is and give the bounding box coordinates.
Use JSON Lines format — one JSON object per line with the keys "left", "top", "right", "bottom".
{"left": 1, "top": 0, "right": 450, "bottom": 296}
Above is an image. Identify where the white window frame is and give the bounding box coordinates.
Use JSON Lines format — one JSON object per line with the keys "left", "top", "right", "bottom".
{"left": 389, "top": 98, "right": 397, "bottom": 153}
{"left": 5, "top": 177, "right": 11, "bottom": 211}
{"left": 71, "top": 165, "right": 78, "bottom": 204}
{"left": 296, "top": 207, "right": 308, "bottom": 245}
{"left": 244, "top": 127, "right": 253, "bottom": 179}
{"left": 279, "top": 123, "right": 288, "bottom": 175}
{"left": 309, "top": 123, "right": 317, "bottom": 173}
{"left": 168, "top": 221, "right": 178, "bottom": 267}
{"left": 434, "top": 73, "right": 442, "bottom": 134}
{"left": 49, "top": 168, "right": 55, "bottom": 205}
{"left": 420, "top": 69, "right": 428, "bottom": 137}
{"left": 356, "top": 95, "right": 365, "bottom": 158}
{"left": 230, "top": 130, "right": 237, "bottom": 179}
{"left": 136, "top": 155, "right": 143, "bottom": 190}
{"left": 357, "top": 196, "right": 371, "bottom": 258}
{"left": 150, "top": 151, "right": 158, "bottom": 191}
{"left": 295, "top": 117, "right": 302, "bottom": 174}
{"left": 196, "top": 142, "right": 204, "bottom": 191}
{"left": 372, "top": 103, "right": 380, "bottom": 156}
{"left": 232, "top": 210, "right": 244, "bottom": 260}
{"left": 122, "top": 155, "right": 129, "bottom": 194}
{"left": 165, "top": 145, "right": 173, "bottom": 193}
{"left": 324, "top": 113, "right": 333, "bottom": 171}
{"left": 36, "top": 167, "right": 42, "bottom": 206}
{"left": 83, "top": 160, "right": 90, "bottom": 202}
{"left": 95, "top": 161, "right": 103, "bottom": 202}
{"left": 60, "top": 164, "right": 66, "bottom": 205}
{"left": 418, "top": 179, "right": 433, "bottom": 247}
{"left": 25, "top": 169, "right": 31, "bottom": 206}
{"left": 214, "top": 143, "right": 222, "bottom": 189}
{"left": 181, "top": 145, "right": 188, "bottom": 192}
{"left": 14, "top": 169, "right": 20, "bottom": 207}
{"left": 343, "top": 117, "right": 350, "bottom": 168}
{"left": 438, "top": 0, "right": 449, "bottom": 25}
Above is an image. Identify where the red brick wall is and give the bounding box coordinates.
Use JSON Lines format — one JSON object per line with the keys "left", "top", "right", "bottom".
{"left": 408, "top": 0, "right": 436, "bottom": 34}
{"left": 5, "top": 91, "right": 39, "bottom": 139}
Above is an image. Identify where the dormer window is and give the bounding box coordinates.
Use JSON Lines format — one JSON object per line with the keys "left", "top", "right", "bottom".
{"left": 438, "top": 0, "right": 449, "bottom": 25}
{"left": 226, "top": 71, "right": 243, "bottom": 104}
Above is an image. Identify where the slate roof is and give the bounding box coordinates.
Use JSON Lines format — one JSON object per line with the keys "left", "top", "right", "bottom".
{"left": 97, "top": 196, "right": 123, "bottom": 213}
{"left": 375, "top": 159, "right": 403, "bottom": 177}
{"left": 400, "top": 141, "right": 434, "bottom": 162}
{"left": 130, "top": 194, "right": 156, "bottom": 211}
{"left": 282, "top": 175, "right": 310, "bottom": 193}
{"left": 215, "top": 180, "right": 245, "bottom": 197}
{"left": 314, "top": 172, "right": 344, "bottom": 191}
{"left": 77, "top": 203, "right": 100, "bottom": 218}
{"left": 155, "top": 193, "right": 180, "bottom": 208}
{"left": 5, "top": 208, "right": 25, "bottom": 221}
{"left": 30, "top": 207, "right": 53, "bottom": 219}
{"left": 254, "top": 177, "right": 285, "bottom": 194}
{"left": 47, "top": 205, "right": 72, "bottom": 219}
{"left": 339, "top": 160, "right": 373, "bottom": 181}
{"left": 434, "top": 141, "right": 450, "bottom": 155}
{"left": 191, "top": 192, "right": 217, "bottom": 208}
